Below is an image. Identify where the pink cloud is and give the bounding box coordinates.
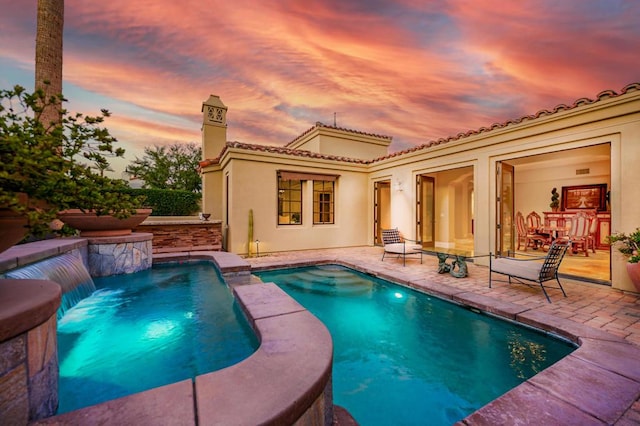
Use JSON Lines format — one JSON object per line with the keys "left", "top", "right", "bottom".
{"left": 1, "top": 0, "right": 638, "bottom": 173}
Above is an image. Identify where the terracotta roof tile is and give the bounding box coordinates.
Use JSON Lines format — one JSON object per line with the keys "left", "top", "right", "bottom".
{"left": 285, "top": 122, "right": 392, "bottom": 147}
{"left": 199, "top": 141, "right": 372, "bottom": 167}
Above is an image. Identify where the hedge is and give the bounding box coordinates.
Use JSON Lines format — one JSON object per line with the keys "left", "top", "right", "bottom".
{"left": 124, "top": 188, "right": 201, "bottom": 216}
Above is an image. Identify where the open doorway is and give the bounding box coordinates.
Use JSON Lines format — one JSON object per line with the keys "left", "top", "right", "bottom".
{"left": 417, "top": 166, "right": 474, "bottom": 254}
{"left": 495, "top": 143, "right": 611, "bottom": 283}
{"left": 374, "top": 180, "right": 391, "bottom": 245}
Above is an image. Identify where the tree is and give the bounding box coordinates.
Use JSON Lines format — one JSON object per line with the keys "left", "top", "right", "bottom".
{"left": 35, "top": 0, "right": 64, "bottom": 127}
{"left": 126, "top": 143, "right": 202, "bottom": 193}
{"left": 1, "top": 85, "right": 144, "bottom": 236}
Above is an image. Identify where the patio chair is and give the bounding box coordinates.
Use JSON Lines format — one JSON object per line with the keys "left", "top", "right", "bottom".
{"left": 381, "top": 228, "right": 423, "bottom": 266}
{"left": 489, "top": 241, "right": 570, "bottom": 302}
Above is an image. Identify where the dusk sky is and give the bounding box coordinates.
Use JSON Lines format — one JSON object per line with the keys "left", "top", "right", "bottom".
{"left": 1, "top": 1, "right": 639, "bottom": 176}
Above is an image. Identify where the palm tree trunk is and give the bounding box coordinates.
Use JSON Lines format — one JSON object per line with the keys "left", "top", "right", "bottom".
{"left": 35, "top": 0, "right": 64, "bottom": 127}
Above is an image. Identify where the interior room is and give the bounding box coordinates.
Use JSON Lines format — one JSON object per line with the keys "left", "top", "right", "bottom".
{"left": 507, "top": 143, "right": 611, "bottom": 283}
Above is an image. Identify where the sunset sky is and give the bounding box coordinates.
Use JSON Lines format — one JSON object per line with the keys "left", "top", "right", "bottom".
{"left": 1, "top": 1, "right": 639, "bottom": 176}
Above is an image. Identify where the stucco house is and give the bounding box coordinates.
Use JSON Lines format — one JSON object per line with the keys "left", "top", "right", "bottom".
{"left": 199, "top": 83, "right": 640, "bottom": 293}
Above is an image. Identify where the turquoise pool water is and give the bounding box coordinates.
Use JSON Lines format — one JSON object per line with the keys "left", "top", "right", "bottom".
{"left": 256, "top": 265, "right": 575, "bottom": 426}
{"left": 57, "top": 262, "right": 259, "bottom": 414}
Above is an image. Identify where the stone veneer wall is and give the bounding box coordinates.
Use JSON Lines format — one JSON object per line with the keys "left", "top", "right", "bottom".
{"left": 0, "top": 279, "right": 61, "bottom": 423}
{"left": 135, "top": 219, "right": 222, "bottom": 253}
{"left": 86, "top": 233, "right": 153, "bottom": 277}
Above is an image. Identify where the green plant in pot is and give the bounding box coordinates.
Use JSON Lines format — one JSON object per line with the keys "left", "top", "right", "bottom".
{"left": 607, "top": 228, "right": 640, "bottom": 292}
{"left": 549, "top": 187, "right": 560, "bottom": 211}
{"left": 0, "top": 84, "right": 145, "bottom": 248}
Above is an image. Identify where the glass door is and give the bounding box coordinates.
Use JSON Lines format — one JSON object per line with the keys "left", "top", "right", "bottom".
{"left": 374, "top": 181, "right": 391, "bottom": 245}
{"left": 417, "top": 175, "right": 435, "bottom": 248}
{"left": 496, "top": 162, "right": 514, "bottom": 256}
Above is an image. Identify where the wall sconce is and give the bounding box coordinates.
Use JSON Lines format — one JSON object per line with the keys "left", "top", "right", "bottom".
{"left": 394, "top": 180, "right": 404, "bottom": 192}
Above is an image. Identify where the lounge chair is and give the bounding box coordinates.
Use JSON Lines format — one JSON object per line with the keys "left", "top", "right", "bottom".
{"left": 489, "top": 241, "right": 570, "bottom": 302}
{"left": 381, "top": 228, "right": 423, "bottom": 266}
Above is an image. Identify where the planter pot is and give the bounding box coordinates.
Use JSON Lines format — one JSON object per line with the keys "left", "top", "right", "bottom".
{"left": 0, "top": 211, "right": 28, "bottom": 254}
{"left": 57, "top": 208, "right": 152, "bottom": 237}
{"left": 0, "top": 193, "right": 30, "bottom": 254}
{"left": 626, "top": 262, "right": 640, "bottom": 293}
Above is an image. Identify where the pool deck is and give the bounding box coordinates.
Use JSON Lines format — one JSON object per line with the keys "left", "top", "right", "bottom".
{"left": 246, "top": 246, "right": 640, "bottom": 425}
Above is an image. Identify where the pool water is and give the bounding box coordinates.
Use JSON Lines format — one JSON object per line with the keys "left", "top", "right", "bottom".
{"left": 57, "top": 262, "right": 259, "bottom": 414}
{"left": 256, "top": 265, "right": 575, "bottom": 426}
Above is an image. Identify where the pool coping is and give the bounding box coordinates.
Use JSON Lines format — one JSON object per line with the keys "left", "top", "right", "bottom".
{"left": 249, "top": 257, "right": 640, "bottom": 425}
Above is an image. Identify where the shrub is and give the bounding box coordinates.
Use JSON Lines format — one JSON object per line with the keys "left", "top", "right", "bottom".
{"left": 124, "top": 188, "right": 201, "bottom": 216}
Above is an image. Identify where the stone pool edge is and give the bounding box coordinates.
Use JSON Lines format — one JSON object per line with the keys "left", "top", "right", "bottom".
{"left": 250, "top": 257, "right": 640, "bottom": 425}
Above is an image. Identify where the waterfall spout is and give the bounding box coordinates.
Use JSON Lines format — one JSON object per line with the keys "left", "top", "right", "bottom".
{"left": 6, "top": 253, "right": 96, "bottom": 318}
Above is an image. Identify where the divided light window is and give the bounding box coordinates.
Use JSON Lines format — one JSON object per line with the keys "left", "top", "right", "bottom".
{"left": 278, "top": 176, "right": 302, "bottom": 225}
{"left": 313, "top": 180, "right": 334, "bottom": 224}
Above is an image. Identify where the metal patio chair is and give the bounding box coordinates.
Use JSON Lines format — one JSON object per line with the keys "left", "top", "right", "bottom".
{"left": 489, "top": 241, "right": 570, "bottom": 302}
{"left": 381, "top": 228, "right": 423, "bottom": 266}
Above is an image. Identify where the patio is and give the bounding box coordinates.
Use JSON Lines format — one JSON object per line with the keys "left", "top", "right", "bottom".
{"left": 246, "top": 245, "right": 640, "bottom": 424}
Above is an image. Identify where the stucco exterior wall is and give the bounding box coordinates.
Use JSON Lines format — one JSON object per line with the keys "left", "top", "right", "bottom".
{"left": 221, "top": 156, "right": 369, "bottom": 254}
{"left": 317, "top": 134, "right": 388, "bottom": 160}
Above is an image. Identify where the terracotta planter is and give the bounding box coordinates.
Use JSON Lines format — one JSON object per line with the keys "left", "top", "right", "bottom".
{"left": 57, "top": 208, "right": 152, "bottom": 237}
{"left": 0, "top": 193, "right": 30, "bottom": 254}
{"left": 626, "top": 262, "right": 640, "bottom": 293}
{"left": 0, "top": 211, "right": 28, "bottom": 254}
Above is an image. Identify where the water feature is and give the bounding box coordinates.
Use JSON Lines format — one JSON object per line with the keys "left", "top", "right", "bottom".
{"left": 6, "top": 253, "right": 96, "bottom": 319}
{"left": 256, "top": 265, "right": 576, "bottom": 426}
{"left": 56, "top": 262, "right": 259, "bottom": 414}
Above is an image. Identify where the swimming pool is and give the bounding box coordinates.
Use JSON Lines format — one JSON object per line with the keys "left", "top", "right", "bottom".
{"left": 57, "top": 262, "right": 259, "bottom": 414}
{"left": 256, "top": 265, "right": 575, "bottom": 425}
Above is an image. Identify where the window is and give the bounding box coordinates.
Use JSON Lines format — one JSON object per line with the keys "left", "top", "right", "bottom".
{"left": 278, "top": 177, "right": 302, "bottom": 225}
{"left": 313, "top": 180, "right": 334, "bottom": 224}
{"left": 277, "top": 171, "right": 338, "bottom": 226}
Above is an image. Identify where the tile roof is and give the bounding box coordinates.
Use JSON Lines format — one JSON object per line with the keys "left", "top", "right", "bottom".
{"left": 199, "top": 141, "right": 370, "bottom": 168}
{"left": 199, "top": 82, "right": 640, "bottom": 168}
{"left": 285, "top": 122, "right": 393, "bottom": 148}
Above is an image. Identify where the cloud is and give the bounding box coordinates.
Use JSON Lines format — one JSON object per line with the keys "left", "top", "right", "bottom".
{"left": 1, "top": 0, "right": 638, "bottom": 175}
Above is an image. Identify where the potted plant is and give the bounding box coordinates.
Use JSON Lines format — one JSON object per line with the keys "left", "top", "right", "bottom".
{"left": 0, "top": 84, "right": 146, "bottom": 249}
{"left": 549, "top": 187, "right": 560, "bottom": 212}
{"left": 607, "top": 228, "right": 640, "bottom": 292}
